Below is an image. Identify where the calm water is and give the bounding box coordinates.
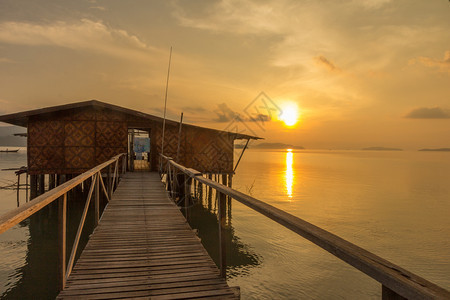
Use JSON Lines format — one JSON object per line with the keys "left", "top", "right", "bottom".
{"left": 189, "top": 149, "right": 450, "bottom": 299}
{"left": 0, "top": 149, "right": 449, "bottom": 299}
{"left": 0, "top": 148, "right": 104, "bottom": 299}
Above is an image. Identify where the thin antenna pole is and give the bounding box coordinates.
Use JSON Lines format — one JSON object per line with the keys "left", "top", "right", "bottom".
{"left": 161, "top": 46, "right": 172, "bottom": 157}
{"left": 176, "top": 112, "right": 184, "bottom": 161}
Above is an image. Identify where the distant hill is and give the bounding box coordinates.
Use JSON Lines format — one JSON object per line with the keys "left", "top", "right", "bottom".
{"left": 0, "top": 126, "right": 27, "bottom": 147}
{"left": 419, "top": 148, "right": 450, "bottom": 152}
{"left": 253, "top": 142, "right": 304, "bottom": 149}
{"left": 362, "top": 147, "right": 403, "bottom": 151}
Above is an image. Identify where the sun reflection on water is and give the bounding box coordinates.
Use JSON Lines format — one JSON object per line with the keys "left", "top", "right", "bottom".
{"left": 285, "top": 149, "right": 294, "bottom": 199}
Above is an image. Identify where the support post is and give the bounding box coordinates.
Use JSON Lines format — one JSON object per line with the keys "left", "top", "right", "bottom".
{"left": 130, "top": 130, "right": 135, "bottom": 172}
{"left": 382, "top": 285, "right": 407, "bottom": 300}
{"left": 184, "top": 175, "right": 191, "bottom": 222}
{"left": 172, "top": 169, "right": 178, "bottom": 199}
{"left": 39, "top": 174, "right": 45, "bottom": 195}
{"left": 49, "top": 174, "right": 56, "bottom": 190}
{"left": 227, "top": 174, "right": 232, "bottom": 225}
{"left": 198, "top": 181, "right": 203, "bottom": 205}
{"left": 16, "top": 173, "right": 20, "bottom": 207}
{"left": 25, "top": 173, "right": 28, "bottom": 202}
{"left": 218, "top": 191, "right": 227, "bottom": 278}
{"left": 178, "top": 174, "right": 185, "bottom": 202}
{"left": 94, "top": 173, "right": 100, "bottom": 227}
{"left": 208, "top": 174, "right": 213, "bottom": 211}
{"left": 30, "top": 174, "right": 37, "bottom": 199}
{"left": 107, "top": 164, "right": 112, "bottom": 200}
{"left": 167, "top": 165, "right": 172, "bottom": 193}
{"left": 58, "top": 193, "right": 67, "bottom": 290}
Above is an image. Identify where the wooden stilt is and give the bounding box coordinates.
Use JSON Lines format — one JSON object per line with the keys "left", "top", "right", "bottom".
{"left": 58, "top": 193, "right": 67, "bottom": 290}
{"left": 38, "top": 174, "right": 45, "bottom": 195}
{"left": 49, "top": 174, "right": 56, "bottom": 190}
{"left": 218, "top": 191, "right": 227, "bottom": 278}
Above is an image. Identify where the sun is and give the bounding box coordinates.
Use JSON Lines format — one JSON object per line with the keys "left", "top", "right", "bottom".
{"left": 279, "top": 102, "right": 299, "bottom": 127}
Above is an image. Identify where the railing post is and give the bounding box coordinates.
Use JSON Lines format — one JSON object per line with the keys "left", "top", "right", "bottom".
{"left": 172, "top": 169, "right": 177, "bottom": 199}
{"left": 16, "top": 173, "right": 20, "bottom": 207}
{"left": 115, "top": 160, "right": 119, "bottom": 187}
{"left": 107, "top": 164, "right": 112, "bottom": 200}
{"left": 218, "top": 191, "right": 227, "bottom": 278}
{"left": 25, "top": 173, "right": 28, "bottom": 202}
{"left": 58, "top": 193, "right": 67, "bottom": 290}
{"left": 39, "top": 174, "right": 45, "bottom": 195}
{"left": 208, "top": 174, "right": 213, "bottom": 211}
{"left": 94, "top": 173, "right": 100, "bottom": 227}
{"left": 382, "top": 285, "right": 407, "bottom": 300}
{"left": 30, "top": 174, "right": 37, "bottom": 199}
{"left": 184, "top": 175, "right": 191, "bottom": 221}
{"left": 178, "top": 173, "right": 185, "bottom": 202}
{"left": 167, "top": 164, "right": 172, "bottom": 193}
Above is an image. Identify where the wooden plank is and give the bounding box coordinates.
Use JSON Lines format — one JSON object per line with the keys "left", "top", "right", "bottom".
{"left": 58, "top": 172, "right": 238, "bottom": 299}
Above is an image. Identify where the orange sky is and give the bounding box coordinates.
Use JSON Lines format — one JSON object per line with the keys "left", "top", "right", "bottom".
{"left": 0, "top": 0, "right": 449, "bottom": 149}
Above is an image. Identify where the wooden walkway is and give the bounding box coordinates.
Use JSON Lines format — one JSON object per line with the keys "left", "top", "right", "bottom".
{"left": 57, "top": 172, "right": 238, "bottom": 299}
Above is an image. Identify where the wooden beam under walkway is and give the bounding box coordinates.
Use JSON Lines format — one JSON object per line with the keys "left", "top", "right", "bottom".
{"left": 57, "top": 172, "right": 238, "bottom": 299}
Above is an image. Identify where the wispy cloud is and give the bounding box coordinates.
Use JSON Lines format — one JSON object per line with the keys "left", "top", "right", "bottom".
{"left": 90, "top": 6, "right": 106, "bottom": 11}
{"left": 213, "top": 102, "right": 271, "bottom": 123}
{"left": 411, "top": 50, "right": 450, "bottom": 73}
{"left": 181, "top": 106, "right": 207, "bottom": 114}
{"left": 405, "top": 107, "right": 450, "bottom": 119}
{"left": 314, "top": 55, "right": 341, "bottom": 72}
{"left": 214, "top": 103, "right": 238, "bottom": 122}
{"left": 172, "top": 0, "right": 285, "bottom": 35}
{"left": 0, "top": 19, "right": 156, "bottom": 61}
{"left": 352, "top": 0, "right": 392, "bottom": 9}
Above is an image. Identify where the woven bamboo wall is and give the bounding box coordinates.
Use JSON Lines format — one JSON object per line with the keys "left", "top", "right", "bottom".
{"left": 154, "top": 124, "right": 234, "bottom": 173}
{"left": 28, "top": 108, "right": 127, "bottom": 175}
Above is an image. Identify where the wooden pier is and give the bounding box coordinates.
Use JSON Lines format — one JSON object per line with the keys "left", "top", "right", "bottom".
{"left": 57, "top": 172, "right": 237, "bottom": 299}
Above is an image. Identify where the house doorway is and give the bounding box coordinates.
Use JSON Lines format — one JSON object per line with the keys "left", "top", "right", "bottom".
{"left": 128, "top": 129, "right": 151, "bottom": 171}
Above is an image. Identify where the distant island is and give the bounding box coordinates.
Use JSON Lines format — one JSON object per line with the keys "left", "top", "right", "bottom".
{"left": 419, "top": 148, "right": 450, "bottom": 152}
{"left": 234, "top": 142, "right": 304, "bottom": 149}
{"left": 0, "top": 126, "right": 27, "bottom": 147}
{"left": 362, "top": 147, "right": 403, "bottom": 151}
{"left": 253, "top": 143, "right": 304, "bottom": 149}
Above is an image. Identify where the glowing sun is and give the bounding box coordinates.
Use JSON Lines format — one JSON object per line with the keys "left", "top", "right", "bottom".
{"left": 280, "top": 102, "right": 299, "bottom": 127}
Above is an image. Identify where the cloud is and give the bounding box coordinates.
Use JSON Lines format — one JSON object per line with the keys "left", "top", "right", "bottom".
{"left": 172, "top": 0, "right": 285, "bottom": 36}
{"left": 314, "top": 55, "right": 341, "bottom": 72}
{"left": 411, "top": 50, "right": 450, "bottom": 73}
{"left": 214, "top": 103, "right": 239, "bottom": 122}
{"left": 181, "top": 106, "right": 207, "bottom": 114}
{"left": 90, "top": 6, "right": 106, "bottom": 11}
{"left": 0, "top": 19, "right": 156, "bottom": 61}
{"left": 405, "top": 107, "right": 450, "bottom": 119}
{"left": 213, "top": 103, "right": 271, "bottom": 123}
{"left": 352, "top": 0, "right": 392, "bottom": 9}
{"left": 250, "top": 114, "right": 271, "bottom": 122}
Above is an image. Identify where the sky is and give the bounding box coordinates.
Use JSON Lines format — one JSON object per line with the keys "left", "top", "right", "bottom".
{"left": 0, "top": 0, "right": 449, "bottom": 149}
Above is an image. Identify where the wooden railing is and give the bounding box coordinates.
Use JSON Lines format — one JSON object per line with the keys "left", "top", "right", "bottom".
{"left": 160, "top": 154, "right": 450, "bottom": 300}
{"left": 0, "top": 153, "right": 127, "bottom": 290}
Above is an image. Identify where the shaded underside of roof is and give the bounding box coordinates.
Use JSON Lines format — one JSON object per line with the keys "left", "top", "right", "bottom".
{"left": 0, "top": 100, "right": 262, "bottom": 140}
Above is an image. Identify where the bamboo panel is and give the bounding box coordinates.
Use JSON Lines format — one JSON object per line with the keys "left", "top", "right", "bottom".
{"left": 154, "top": 125, "right": 234, "bottom": 173}
{"left": 28, "top": 109, "right": 128, "bottom": 174}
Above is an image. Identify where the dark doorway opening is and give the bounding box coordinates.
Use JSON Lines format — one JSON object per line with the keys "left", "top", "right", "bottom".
{"left": 128, "top": 128, "right": 151, "bottom": 172}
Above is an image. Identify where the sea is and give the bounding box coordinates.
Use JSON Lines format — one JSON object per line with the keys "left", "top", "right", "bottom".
{"left": 0, "top": 148, "right": 449, "bottom": 299}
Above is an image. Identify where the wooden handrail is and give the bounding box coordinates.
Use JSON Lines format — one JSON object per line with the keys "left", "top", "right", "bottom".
{"left": 0, "top": 153, "right": 126, "bottom": 234}
{"left": 160, "top": 154, "right": 450, "bottom": 299}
